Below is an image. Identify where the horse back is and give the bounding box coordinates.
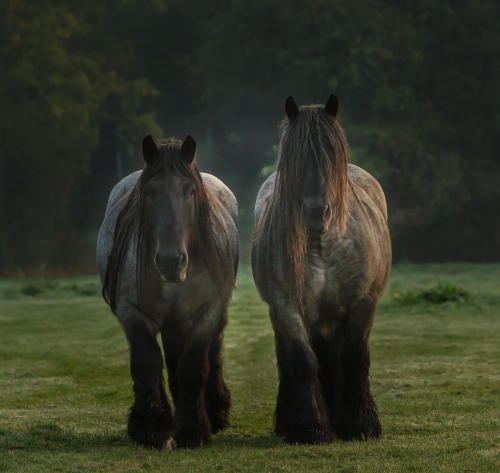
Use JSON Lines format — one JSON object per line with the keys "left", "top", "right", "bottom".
{"left": 201, "top": 173, "right": 238, "bottom": 224}
{"left": 201, "top": 173, "right": 239, "bottom": 276}
{"left": 254, "top": 171, "right": 277, "bottom": 224}
{"left": 96, "top": 172, "right": 139, "bottom": 283}
{"left": 347, "top": 164, "right": 387, "bottom": 220}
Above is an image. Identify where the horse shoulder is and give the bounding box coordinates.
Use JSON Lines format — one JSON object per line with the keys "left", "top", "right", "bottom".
{"left": 347, "top": 164, "right": 388, "bottom": 221}
{"left": 333, "top": 165, "right": 391, "bottom": 298}
{"left": 254, "top": 171, "right": 277, "bottom": 223}
{"left": 201, "top": 173, "right": 238, "bottom": 221}
{"left": 96, "top": 170, "right": 142, "bottom": 282}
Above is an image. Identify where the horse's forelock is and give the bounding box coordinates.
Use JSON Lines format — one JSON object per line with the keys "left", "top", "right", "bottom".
{"left": 255, "top": 105, "right": 350, "bottom": 311}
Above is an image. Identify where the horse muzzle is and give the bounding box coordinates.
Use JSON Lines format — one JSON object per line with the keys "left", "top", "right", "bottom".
{"left": 154, "top": 252, "right": 188, "bottom": 283}
{"left": 304, "top": 203, "right": 332, "bottom": 234}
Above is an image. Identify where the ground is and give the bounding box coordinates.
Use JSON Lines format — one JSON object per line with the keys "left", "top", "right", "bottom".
{"left": 0, "top": 264, "right": 499, "bottom": 472}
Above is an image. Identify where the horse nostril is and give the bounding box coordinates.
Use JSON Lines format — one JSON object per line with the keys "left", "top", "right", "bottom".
{"left": 154, "top": 252, "right": 186, "bottom": 269}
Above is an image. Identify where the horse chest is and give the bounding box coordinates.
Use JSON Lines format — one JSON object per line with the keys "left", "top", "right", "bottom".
{"left": 303, "top": 260, "right": 326, "bottom": 324}
{"left": 146, "top": 270, "right": 216, "bottom": 329}
{"left": 303, "top": 237, "right": 363, "bottom": 323}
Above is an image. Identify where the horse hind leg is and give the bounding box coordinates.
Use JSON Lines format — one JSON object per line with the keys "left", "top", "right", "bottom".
{"left": 337, "top": 299, "right": 381, "bottom": 440}
{"left": 124, "top": 317, "right": 174, "bottom": 449}
{"left": 204, "top": 333, "right": 231, "bottom": 434}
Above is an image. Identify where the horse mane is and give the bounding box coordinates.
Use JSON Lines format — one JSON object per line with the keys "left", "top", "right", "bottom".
{"left": 102, "top": 138, "right": 235, "bottom": 313}
{"left": 254, "top": 105, "right": 350, "bottom": 311}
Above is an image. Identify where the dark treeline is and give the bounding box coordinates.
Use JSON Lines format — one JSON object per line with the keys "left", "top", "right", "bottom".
{"left": 1, "top": 0, "right": 499, "bottom": 272}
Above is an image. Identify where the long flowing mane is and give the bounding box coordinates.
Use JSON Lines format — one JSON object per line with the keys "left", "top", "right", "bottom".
{"left": 103, "top": 138, "right": 235, "bottom": 313}
{"left": 254, "top": 105, "right": 350, "bottom": 311}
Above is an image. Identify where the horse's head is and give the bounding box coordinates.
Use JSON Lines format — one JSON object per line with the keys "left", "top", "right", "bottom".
{"left": 301, "top": 157, "right": 332, "bottom": 234}
{"left": 285, "top": 95, "right": 339, "bottom": 235}
{"left": 140, "top": 135, "right": 198, "bottom": 282}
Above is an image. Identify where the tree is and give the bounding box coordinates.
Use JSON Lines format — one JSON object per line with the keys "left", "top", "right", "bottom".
{"left": 0, "top": 0, "right": 162, "bottom": 269}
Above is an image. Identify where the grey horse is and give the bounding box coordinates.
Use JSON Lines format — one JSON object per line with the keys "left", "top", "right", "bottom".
{"left": 97, "top": 135, "right": 238, "bottom": 449}
{"left": 252, "top": 95, "right": 391, "bottom": 444}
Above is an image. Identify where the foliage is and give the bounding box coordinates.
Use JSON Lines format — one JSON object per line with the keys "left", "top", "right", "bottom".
{"left": 19, "top": 283, "right": 43, "bottom": 296}
{"left": 1, "top": 1, "right": 499, "bottom": 270}
{"left": 0, "top": 0, "right": 163, "bottom": 269}
{"left": 420, "top": 284, "right": 470, "bottom": 304}
{"left": 392, "top": 284, "right": 470, "bottom": 305}
{"left": 0, "top": 276, "right": 100, "bottom": 298}
{"left": 0, "top": 264, "right": 499, "bottom": 472}
{"left": 391, "top": 289, "right": 419, "bottom": 305}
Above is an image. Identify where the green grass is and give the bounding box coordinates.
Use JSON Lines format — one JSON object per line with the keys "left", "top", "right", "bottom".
{"left": 0, "top": 264, "right": 499, "bottom": 472}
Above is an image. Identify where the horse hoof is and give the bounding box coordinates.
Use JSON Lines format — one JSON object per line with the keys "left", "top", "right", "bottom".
{"left": 174, "top": 431, "right": 210, "bottom": 449}
{"left": 336, "top": 423, "right": 382, "bottom": 441}
{"left": 210, "top": 414, "right": 230, "bottom": 434}
{"left": 336, "top": 411, "right": 382, "bottom": 441}
{"left": 128, "top": 403, "right": 173, "bottom": 449}
{"left": 282, "top": 428, "right": 333, "bottom": 445}
{"left": 338, "top": 429, "right": 382, "bottom": 441}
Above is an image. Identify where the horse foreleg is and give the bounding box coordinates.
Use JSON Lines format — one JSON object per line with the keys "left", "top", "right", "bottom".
{"left": 161, "top": 330, "right": 182, "bottom": 406}
{"left": 272, "top": 308, "right": 332, "bottom": 444}
{"left": 173, "top": 337, "right": 211, "bottom": 448}
{"left": 123, "top": 316, "right": 174, "bottom": 449}
{"left": 311, "top": 325, "right": 345, "bottom": 434}
{"left": 205, "top": 332, "right": 231, "bottom": 434}
{"left": 337, "top": 299, "right": 381, "bottom": 440}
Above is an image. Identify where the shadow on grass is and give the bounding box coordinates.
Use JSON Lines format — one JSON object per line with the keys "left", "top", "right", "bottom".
{"left": 0, "top": 423, "right": 129, "bottom": 453}
{"left": 0, "top": 423, "right": 280, "bottom": 453}
{"left": 214, "top": 432, "right": 280, "bottom": 449}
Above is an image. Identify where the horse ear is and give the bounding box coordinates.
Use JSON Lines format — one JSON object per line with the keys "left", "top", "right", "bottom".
{"left": 142, "top": 135, "right": 159, "bottom": 164}
{"left": 180, "top": 135, "right": 196, "bottom": 164}
{"left": 325, "top": 94, "right": 338, "bottom": 118}
{"left": 285, "top": 96, "right": 300, "bottom": 122}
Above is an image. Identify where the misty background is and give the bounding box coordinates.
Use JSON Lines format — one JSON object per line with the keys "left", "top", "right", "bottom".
{"left": 1, "top": 0, "right": 499, "bottom": 273}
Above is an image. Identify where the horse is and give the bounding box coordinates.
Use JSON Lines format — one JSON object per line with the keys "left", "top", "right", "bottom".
{"left": 252, "top": 95, "right": 391, "bottom": 444}
{"left": 96, "top": 135, "right": 238, "bottom": 449}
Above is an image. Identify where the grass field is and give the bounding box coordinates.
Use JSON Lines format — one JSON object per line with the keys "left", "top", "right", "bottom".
{"left": 0, "top": 264, "right": 499, "bottom": 472}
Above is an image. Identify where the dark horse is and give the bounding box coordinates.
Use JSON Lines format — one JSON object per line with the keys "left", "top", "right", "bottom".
{"left": 97, "top": 135, "right": 238, "bottom": 449}
{"left": 252, "top": 95, "right": 391, "bottom": 444}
